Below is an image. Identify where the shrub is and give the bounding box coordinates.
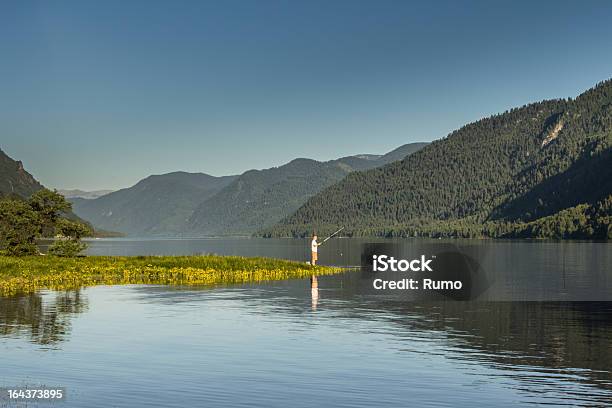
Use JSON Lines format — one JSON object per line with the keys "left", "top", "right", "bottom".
{"left": 0, "top": 199, "right": 41, "bottom": 256}
{"left": 49, "top": 219, "right": 91, "bottom": 257}
{"left": 48, "top": 239, "right": 87, "bottom": 257}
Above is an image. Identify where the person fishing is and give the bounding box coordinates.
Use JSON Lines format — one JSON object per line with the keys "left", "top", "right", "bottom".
{"left": 311, "top": 234, "right": 319, "bottom": 266}
{"left": 310, "top": 227, "right": 344, "bottom": 266}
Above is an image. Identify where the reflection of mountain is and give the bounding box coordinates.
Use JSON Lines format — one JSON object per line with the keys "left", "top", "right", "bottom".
{"left": 0, "top": 290, "right": 88, "bottom": 345}
{"left": 133, "top": 279, "right": 612, "bottom": 401}
{"left": 381, "top": 301, "right": 612, "bottom": 394}
{"left": 3, "top": 282, "right": 610, "bottom": 402}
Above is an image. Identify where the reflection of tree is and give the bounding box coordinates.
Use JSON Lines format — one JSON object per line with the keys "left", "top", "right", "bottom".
{"left": 329, "top": 300, "right": 612, "bottom": 405}
{"left": 0, "top": 290, "right": 88, "bottom": 345}
{"left": 374, "top": 301, "right": 612, "bottom": 392}
{"left": 226, "top": 279, "right": 612, "bottom": 400}
{"left": 108, "top": 280, "right": 612, "bottom": 403}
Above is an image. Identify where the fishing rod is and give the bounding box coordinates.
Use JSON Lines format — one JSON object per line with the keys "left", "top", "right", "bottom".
{"left": 320, "top": 227, "right": 344, "bottom": 245}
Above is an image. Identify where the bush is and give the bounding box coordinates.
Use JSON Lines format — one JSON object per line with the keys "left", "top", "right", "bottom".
{"left": 0, "top": 199, "right": 41, "bottom": 256}
{"left": 6, "top": 242, "right": 40, "bottom": 256}
{"left": 48, "top": 239, "right": 87, "bottom": 257}
{"left": 1, "top": 192, "right": 92, "bottom": 257}
{"left": 49, "top": 219, "right": 91, "bottom": 257}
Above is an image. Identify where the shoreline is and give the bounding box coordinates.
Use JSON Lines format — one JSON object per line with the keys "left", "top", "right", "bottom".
{"left": 0, "top": 255, "right": 342, "bottom": 296}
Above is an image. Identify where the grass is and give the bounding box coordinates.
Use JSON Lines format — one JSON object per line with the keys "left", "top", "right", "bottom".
{"left": 0, "top": 255, "right": 342, "bottom": 296}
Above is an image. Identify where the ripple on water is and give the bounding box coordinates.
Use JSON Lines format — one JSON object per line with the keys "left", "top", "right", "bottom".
{"left": 0, "top": 281, "right": 611, "bottom": 407}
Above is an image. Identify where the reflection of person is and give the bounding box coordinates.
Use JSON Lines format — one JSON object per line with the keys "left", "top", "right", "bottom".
{"left": 311, "top": 275, "right": 319, "bottom": 311}
{"left": 311, "top": 234, "right": 319, "bottom": 266}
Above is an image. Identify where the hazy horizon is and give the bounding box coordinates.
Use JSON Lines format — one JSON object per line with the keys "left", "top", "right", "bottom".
{"left": 4, "top": 141, "right": 430, "bottom": 191}
{"left": 2, "top": 0, "right": 612, "bottom": 190}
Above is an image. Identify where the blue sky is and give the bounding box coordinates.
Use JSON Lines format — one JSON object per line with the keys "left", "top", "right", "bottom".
{"left": 1, "top": 0, "right": 612, "bottom": 190}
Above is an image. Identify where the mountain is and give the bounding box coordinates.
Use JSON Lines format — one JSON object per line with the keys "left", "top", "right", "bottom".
{"left": 374, "top": 142, "right": 430, "bottom": 164}
{"left": 333, "top": 143, "right": 429, "bottom": 171}
{"left": 71, "top": 172, "right": 237, "bottom": 236}
{"left": 0, "top": 148, "right": 94, "bottom": 230}
{"left": 187, "top": 144, "right": 428, "bottom": 236}
{"left": 57, "top": 189, "right": 114, "bottom": 200}
{"left": 0, "top": 149, "right": 44, "bottom": 198}
{"left": 262, "top": 79, "right": 612, "bottom": 239}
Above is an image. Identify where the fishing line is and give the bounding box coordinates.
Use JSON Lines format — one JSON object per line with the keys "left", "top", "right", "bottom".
{"left": 319, "top": 227, "right": 344, "bottom": 246}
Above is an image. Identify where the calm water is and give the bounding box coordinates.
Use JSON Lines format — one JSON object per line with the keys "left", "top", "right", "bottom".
{"left": 2, "top": 238, "right": 611, "bottom": 407}
{"left": 81, "top": 237, "right": 611, "bottom": 301}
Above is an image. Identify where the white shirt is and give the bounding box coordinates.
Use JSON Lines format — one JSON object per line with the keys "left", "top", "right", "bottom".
{"left": 311, "top": 239, "right": 318, "bottom": 252}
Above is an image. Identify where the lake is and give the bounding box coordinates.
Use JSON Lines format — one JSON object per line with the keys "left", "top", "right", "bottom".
{"left": 2, "top": 238, "right": 611, "bottom": 407}
{"left": 81, "top": 237, "right": 612, "bottom": 301}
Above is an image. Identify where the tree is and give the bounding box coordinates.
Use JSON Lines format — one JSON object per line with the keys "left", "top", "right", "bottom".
{"left": 48, "top": 218, "right": 91, "bottom": 257}
{"left": 262, "top": 79, "right": 612, "bottom": 240}
{"left": 0, "top": 190, "right": 91, "bottom": 257}
{"left": 28, "top": 189, "right": 71, "bottom": 236}
{"left": 0, "top": 199, "right": 41, "bottom": 255}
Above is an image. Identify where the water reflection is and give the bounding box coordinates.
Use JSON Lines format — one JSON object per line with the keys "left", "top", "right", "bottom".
{"left": 127, "top": 275, "right": 612, "bottom": 405}
{"left": 0, "top": 290, "right": 87, "bottom": 345}
{"left": 311, "top": 275, "right": 319, "bottom": 311}
{"left": 1, "top": 273, "right": 611, "bottom": 406}
{"left": 83, "top": 237, "right": 612, "bottom": 300}
{"left": 379, "top": 301, "right": 612, "bottom": 399}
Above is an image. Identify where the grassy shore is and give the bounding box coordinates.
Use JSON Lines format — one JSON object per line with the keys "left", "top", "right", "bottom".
{"left": 0, "top": 255, "right": 342, "bottom": 296}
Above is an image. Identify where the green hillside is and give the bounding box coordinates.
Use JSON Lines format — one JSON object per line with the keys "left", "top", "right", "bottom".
{"left": 71, "top": 172, "right": 237, "bottom": 236}
{"left": 373, "top": 142, "right": 429, "bottom": 164}
{"left": 187, "top": 158, "right": 351, "bottom": 235}
{"left": 187, "top": 144, "right": 427, "bottom": 236}
{"left": 262, "top": 79, "right": 612, "bottom": 239}
{"left": 0, "top": 149, "right": 95, "bottom": 232}
{"left": 0, "top": 149, "right": 44, "bottom": 198}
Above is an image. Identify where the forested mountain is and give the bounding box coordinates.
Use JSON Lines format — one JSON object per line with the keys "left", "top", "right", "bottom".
{"left": 186, "top": 144, "right": 427, "bottom": 236}
{"left": 372, "top": 142, "right": 430, "bottom": 165}
{"left": 0, "top": 148, "right": 91, "bottom": 227}
{"left": 0, "top": 149, "right": 44, "bottom": 198}
{"left": 187, "top": 158, "right": 350, "bottom": 236}
{"left": 262, "top": 79, "right": 612, "bottom": 239}
{"left": 71, "top": 172, "right": 237, "bottom": 236}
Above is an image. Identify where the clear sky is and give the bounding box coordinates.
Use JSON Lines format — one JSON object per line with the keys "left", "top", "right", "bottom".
{"left": 1, "top": 0, "right": 612, "bottom": 190}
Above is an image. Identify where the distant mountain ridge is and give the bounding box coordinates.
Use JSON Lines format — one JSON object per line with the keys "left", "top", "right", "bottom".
{"left": 186, "top": 143, "right": 427, "bottom": 236}
{"left": 58, "top": 189, "right": 114, "bottom": 200}
{"left": 69, "top": 143, "right": 427, "bottom": 236}
{"left": 262, "top": 79, "right": 612, "bottom": 239}
{"left": 373, "top": 142, "right": 429, "bottom": 164}
{"left": 71, "top": 172, "right": 237, "bottom": 236}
